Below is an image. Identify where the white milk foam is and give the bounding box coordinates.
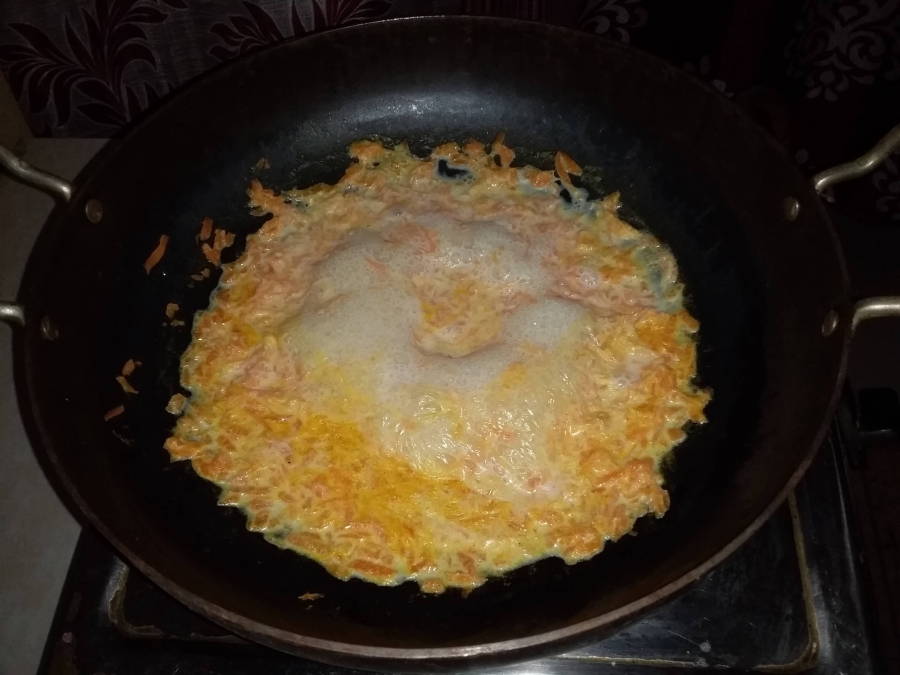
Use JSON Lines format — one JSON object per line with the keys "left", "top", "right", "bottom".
{"left": 278, "top": 210, "right": 593, "bottom": 497}
{"left": 281, "top": 213, "right": 585, "bottom": 394}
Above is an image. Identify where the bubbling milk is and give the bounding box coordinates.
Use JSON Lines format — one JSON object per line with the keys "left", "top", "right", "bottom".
{"left": 278, "top": 210, "right": 597, "bottom": 499}
{"left": 281, "top": 213, "right": 586, "bottom": 394}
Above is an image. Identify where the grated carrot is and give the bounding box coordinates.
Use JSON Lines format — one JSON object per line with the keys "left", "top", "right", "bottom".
{"left": 213, "top": 228, "right": 236, "bottom": 252}
{"left": 202, "top": 243, "right": 220, "bottom": 266}
{"left": 489, "top": 132, "right": 515, "bottom": 168}
{"left": 365, "top": 258, "right": 389, "bottom": 277}
{"left": 144, "top": 235, "right": 169, "bottom": 273}
{"left": 554, "top": 151, "right": 582, "bottom": 188}
{"left": 104, "top": 405, "right": 125, "bottom": 421}
{"left": 116, "top": 376, "right": 138, "bottom": 394}
{"left": 496, "top": 144, "right": 515, "bottom": 168}
{"left": 199, "top": 217, "right": 213, "bottom": 242}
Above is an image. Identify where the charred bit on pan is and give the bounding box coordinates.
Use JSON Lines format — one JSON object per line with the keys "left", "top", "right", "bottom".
{"left": 144, "top": 235, "right": 169, "bottom": 273}
{"left": 112, "top": 430, "right": 134, "bottom": 447}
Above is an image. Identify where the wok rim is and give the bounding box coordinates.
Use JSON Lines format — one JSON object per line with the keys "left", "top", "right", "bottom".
{"left": 15, "top": 14, "right": 852, "bottom": 665}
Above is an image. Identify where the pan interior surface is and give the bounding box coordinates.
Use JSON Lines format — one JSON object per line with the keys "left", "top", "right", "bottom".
{"left": 16, "top": 17, "right": 847, "bottom": 663}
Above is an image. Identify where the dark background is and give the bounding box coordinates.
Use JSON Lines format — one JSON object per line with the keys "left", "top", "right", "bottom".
{"left": 0, "top": 0, "right": 898, "bottom": 226}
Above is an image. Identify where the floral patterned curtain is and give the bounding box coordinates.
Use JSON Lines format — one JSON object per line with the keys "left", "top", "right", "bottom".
{"left": 0, "top": 0, "right": 898, "bottom": 224}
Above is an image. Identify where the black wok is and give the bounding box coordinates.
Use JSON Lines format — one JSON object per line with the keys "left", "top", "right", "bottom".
{"left": 2, "top": 17, "right": 899, "bottom": 672}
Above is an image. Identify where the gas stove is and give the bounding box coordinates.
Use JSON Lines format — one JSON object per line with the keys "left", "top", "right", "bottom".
{"left": 0, "top": 139, "right": 885, "bottom": 675}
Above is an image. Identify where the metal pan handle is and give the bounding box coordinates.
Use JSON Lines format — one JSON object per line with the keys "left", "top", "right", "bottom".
{"left": 0, "top": 303, "right": 24, "bottom": 326}
{"left": 853, "top": 297, "right": 900, "bottom": 334}
{"left": 811, "top": 125, "right": 900, "bottom": 331}
{"left": 0, "top": 143, "right": 73, "bottom": 202}
{"left": 0, "top": 142, "right": 74, "bottom": 327}
{"left": 813, "top": 124, "right": 900, "bottom": 194}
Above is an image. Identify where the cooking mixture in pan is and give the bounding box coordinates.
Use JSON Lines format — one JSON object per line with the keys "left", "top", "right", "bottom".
{"left": 162, "top": 136, "right": 710, "bottom": 594}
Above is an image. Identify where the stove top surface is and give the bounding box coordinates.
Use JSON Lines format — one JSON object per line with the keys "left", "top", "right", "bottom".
{"left": 38, "top": 419, "right": 881, "bottom": 675}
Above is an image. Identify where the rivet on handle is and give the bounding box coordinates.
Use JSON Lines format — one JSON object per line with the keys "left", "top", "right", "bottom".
{"left": 822, "top": 310, "right": 839, "bottom": 336}
{"left": 40, "top": 315, "right": 59, "bottom": 341}
{"left": 85, "top": 199, "right": 103, "bottom": 223}
{"left": 783, "top": 196, "right": 800, "bottom": 221}
{"left": 812, "top": 124, "right": 900, "bottom": 194}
